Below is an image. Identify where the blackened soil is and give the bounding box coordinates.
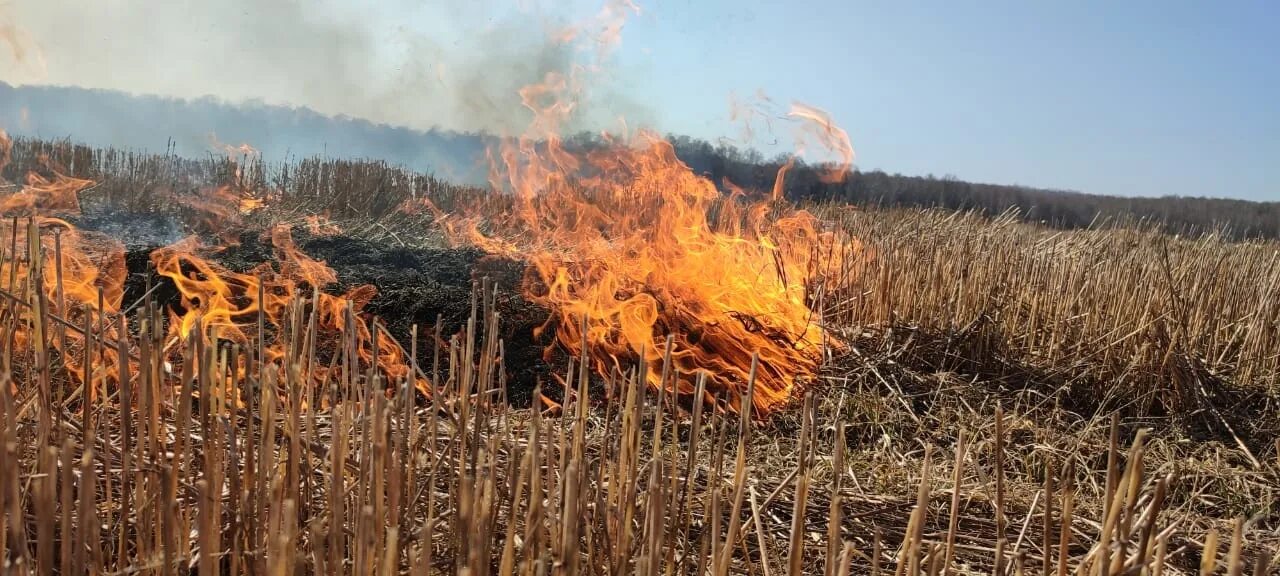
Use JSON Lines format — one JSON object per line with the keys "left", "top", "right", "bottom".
{"left": 120, "top": 228, "right": 556, "bottom": 407}
{"left": 68, "top": 211, "right": 185, "bottom": 250}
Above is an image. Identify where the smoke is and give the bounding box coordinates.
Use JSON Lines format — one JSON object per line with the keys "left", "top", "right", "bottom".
{"left": 0, "top": 0, "right": 652, "bottom": 141}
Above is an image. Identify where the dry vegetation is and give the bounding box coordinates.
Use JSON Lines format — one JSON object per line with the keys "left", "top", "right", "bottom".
{"left": 821, "top": 206, "right": 1280, "bottom": 443}
{"left": 1, "top": 138, "right": 1277, "bottom": 574}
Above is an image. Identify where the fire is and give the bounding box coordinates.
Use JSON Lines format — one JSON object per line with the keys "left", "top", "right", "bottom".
{"left": 0, "top": 0, "right": 858, "bottom": 417}
{"left": 304, "top": 214, "right": 342, "bottom": 237}
{"left": 174, "top": 185, "right": 264, "bottom": 243}
{"left": 151, "top": 224, "right": 425, "bottom": 398}
{"left": 1, "top": 148, "right": 129, "bottom": 402}
{"left": 206, "top": 133, "right": 264, "bottom": 202}
{"left": 788, "top": 102, "right": 855, "bottom": 184}
{"left": 0, "top": 219, "right": 127, "bottom": 383}
{"left": 238, "top": 196, "right": 265, "bottom": 213}
{"left": 0, "top": 129, "right": 10, "bottom": 174}
{"left": 447, "top": 132, "right": 848, "bottom": 414}
{"left": 2, "top": 137, "right": 425, "bottom": 411}
{"left": 208, "top": 133, "right": 260, "bottom": 160}
{"left": 434, "top": 0, "right": 858, "bottom": 415}
{"left": 0, "top": 155, "right": 94, "bottom": 214}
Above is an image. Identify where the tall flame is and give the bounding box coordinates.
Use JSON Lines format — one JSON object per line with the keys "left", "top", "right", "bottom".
{"left": 2, "top": 136, "right": 424, "bottom": 410}
{"left": 447, "top": 135, "right": 849, "bottom": 414}
{"left": 0, "top": 154, "right": 94, "bottom": 214}
{"left": 1, "top": 0, "right": 860, "bottom": 416}
{"left": 1, "top": 143, "right": 128, "bottom": 402}
{"left": 435, "top": 1, "right": 857, "bottom": 414}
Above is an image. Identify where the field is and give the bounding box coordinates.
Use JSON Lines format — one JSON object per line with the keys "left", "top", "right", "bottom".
{"left": 0, "top": 137, "right": 1277, "bottom": 575}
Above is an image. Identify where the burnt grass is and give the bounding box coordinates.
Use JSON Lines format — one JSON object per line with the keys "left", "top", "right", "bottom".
{"left": 118, "top": 226, "right": 558, "bottom": 407}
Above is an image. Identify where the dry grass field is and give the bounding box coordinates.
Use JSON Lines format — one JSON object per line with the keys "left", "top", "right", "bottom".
{"left": 0, "top": 137, "right": 1276, "bottom": 575}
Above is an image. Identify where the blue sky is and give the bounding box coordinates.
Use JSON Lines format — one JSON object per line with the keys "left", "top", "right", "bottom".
{"left": 3, "top": 0, "right": 1277, "bottom": 200}
{"left": 606, "top": 1, "right": 1278, "bottom": 200}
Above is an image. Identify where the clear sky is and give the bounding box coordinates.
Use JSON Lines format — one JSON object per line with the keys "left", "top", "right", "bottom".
{"left": 608, "top": 1, "right": 1279, "bottom": 201}
{"left": 3, "top": 0, "right": 1277, "bottom": 200}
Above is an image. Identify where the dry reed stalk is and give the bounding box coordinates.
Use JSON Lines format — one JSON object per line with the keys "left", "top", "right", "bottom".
{"left": 786, "top": 392, "right": 814, "bottom": 576}
{"left": 995, "top": 405, "right": 1007, "bottom": 576}
{"left": 1201, "top": 529, "right": 1220, "bottom": 576}
{"left": 826, "top": 421, "right": 846, "bottom": 576}
{"left": 1, "top": 177, "right": 1274, "bottom": 575}
{"left": 944, "top": 430, "right": 967, "bottom": 576}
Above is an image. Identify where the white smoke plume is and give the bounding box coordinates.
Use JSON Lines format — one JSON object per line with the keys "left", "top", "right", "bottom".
{"left": 0, "top": 0, "right": 652, "bottom": 138}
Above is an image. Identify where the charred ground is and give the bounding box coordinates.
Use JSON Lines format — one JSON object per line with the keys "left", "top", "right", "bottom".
{"left": 104, "top": 217, "right": 557, "bottom": 407}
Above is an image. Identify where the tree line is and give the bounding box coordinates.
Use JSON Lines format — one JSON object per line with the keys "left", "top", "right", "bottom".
{"left": 665, "top": 134, "right": 1280, "bottom": 241}
{"left": 5, "top": 81, "right": 1276, "bottom": 240}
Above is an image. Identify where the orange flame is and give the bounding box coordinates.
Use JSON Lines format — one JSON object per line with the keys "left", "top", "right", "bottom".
{"left": 304, "top": 214, "right": 342, "bottom": 237}
{"left": 173, "top": 185, "right": 264, "bottom": 244}
{"left": 788, "top": 102, "right": 855, "bottom": 184}
{"left": 208, "top": 133, "right": 260, "bottom": 160}
{"left": 1, "top": 195, "right": 128, "bottom": 403}
{"left": 1, "top": 134, "right": 425, "bottom": 411}
{"left": 0, "top": 155, "right": 94, "bottom": 216}
{"left": 0, "top": 130, "right": 11, "bottom": 176}
{"left": 437, "top": 0, "right": 856, "bottom": 415}
{"left": 450, "top": 133, "right": 848, "bottom": 414}
{"left": 152, "top": 224, "right": 426, "bottom": 398}
{"left": 207, "top": 133, "right": 263, "bottom": 193}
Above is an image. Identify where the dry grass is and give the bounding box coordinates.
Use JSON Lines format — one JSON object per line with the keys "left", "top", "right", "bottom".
{"left": 818, "top": 206, "right": 1279, "bottom": 446}
{"left": 0, "top": 139, "right": 1276, "bottom": 574}
{"left": 1, "top": 276, "right": 1274, "bottom": 575}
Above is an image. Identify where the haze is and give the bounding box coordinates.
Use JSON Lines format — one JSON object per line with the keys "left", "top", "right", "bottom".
{"left": 1, "top": 0, "right": 1275, "bottom": 201}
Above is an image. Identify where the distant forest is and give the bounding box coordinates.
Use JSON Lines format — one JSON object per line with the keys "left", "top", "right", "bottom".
{"left": 664, "top": 135, "right": 1280, "bottom": 241}
{"left": 3, "top": 82, "right": 1277, "bottom": 240}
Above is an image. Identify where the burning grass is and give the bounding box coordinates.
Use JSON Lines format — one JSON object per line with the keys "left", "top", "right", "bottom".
{"left": 0, "top": 137, "right": 1277, "bottom": 574}
{"left": 429, "top": 134, "right": 854, "bottom": 415}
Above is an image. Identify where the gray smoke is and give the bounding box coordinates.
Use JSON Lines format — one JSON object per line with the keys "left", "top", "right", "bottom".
{"left": 0, "top": 0, "right": 652, "bottom": 163}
